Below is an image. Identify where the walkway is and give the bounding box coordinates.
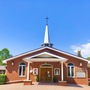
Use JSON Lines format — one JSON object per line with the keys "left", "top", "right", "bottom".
{"left": 0, "top": 82, "right": 90, "bottom": 90}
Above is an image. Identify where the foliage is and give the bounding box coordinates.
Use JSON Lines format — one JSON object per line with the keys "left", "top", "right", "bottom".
{"left": 89, "top": 82, "right": 90, "bottom": 86}
{"left": 53, "top": 76, "right": 58, "bottom": 82}
{"left": 87, "top": 57, "right": 90, "bottom": 61}
{"left": 77, "top": 50, "right": 82, "bottom": 57}
{"left": 0, "top": 48, "right": 12, "bottom": 65}
{"left": 0, "top": 74, "right": 6, "bottom": 84}
{"left": 35, "top": 75, "right": 39, "bottom": 82}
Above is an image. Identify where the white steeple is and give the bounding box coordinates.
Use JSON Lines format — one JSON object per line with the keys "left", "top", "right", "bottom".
{"left": 44, "top": 25, "right": 50, "bottom": 43}
{"left": 41, "top": 17, "right": 53, "bottom": 47}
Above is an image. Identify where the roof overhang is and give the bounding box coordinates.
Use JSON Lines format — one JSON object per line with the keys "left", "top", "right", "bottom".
{"left": 23, "top": 52, "right": 68, "bottom": 63}
{"left": 3, "top": 47, "right": 89, "bottom": 63}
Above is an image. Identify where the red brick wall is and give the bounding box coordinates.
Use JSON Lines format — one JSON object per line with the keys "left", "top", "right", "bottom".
{"left": 30, "top": 62, "right": 61, "bottom": 82}
{"left": 6, "top": 48, "right": 88, "bottom": 85}
{"left": 88, "top": 68, "right": 90, "bottom": 78}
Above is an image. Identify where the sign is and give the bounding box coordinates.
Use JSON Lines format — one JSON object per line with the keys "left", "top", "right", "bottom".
{"left": 76, "top": 72, "right": 86, "bottom": 78}
{"left": 33, "top": 68, "right": 38, "bottom": 75}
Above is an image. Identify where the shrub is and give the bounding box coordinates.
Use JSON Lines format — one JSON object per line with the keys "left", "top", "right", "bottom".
{"left": 0, "top": 74, "right": 6, "bottom": 85}
{"left": 35, "top": 75, "right": 39, "bottom": 82}
{"left": 89, "top": 82, "right": 90, "bottom": 86}
{"left": 53, "top": 76, "right": 58, "bottom": 82}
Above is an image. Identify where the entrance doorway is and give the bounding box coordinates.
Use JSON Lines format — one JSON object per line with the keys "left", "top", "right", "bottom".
{"left": 40, "top": 64, "right": 52, "bottom": 82}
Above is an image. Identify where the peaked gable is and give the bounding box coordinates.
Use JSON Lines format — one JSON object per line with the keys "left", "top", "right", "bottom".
{"left": 3, "top": 47, "right": 88, "bottom": 63}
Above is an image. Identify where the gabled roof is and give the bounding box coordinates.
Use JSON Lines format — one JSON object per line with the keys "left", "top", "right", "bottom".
{"left": 3, "top": 46, "right": 89, "bottom": 63}
{"left": 23, "top": 51, "right": 68, "bottom": 62}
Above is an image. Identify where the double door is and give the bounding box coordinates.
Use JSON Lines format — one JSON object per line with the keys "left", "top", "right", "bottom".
{"left": 40, "top": 68, "right": 52, "bottom": 82}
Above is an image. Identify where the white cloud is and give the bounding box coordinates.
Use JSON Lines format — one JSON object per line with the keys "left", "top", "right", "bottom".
{"left": 71, "top": 43, "right": 90, "bottom": 58}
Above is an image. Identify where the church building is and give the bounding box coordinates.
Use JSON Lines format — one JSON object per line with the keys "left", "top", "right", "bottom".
{"left": 3, "top": 19, "right": 90, "bottom": 85}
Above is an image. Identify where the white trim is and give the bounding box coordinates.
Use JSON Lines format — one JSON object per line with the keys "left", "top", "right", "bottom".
{"left": 18, "top": 62, "right": 26, "bottom": 77}
{"left": 27, "top": 62, "right": 30, "bottom": 80}
{"left": 67, "top": 63, "right": 75, "bottom": 78}
{"left": 54, "top": 68, "right": 60, "bottom": 75}
{"left": 61, "top": 62, "right": 64, "bottom": 81}
{"left": 24, "top": 58, "right": 67, "bottom": 62}
{"left": 3, "top": 47, "right": 89, "bottom": 63}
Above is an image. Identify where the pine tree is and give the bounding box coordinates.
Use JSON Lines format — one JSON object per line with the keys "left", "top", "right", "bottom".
{"left": 77, "top": 50, "right": 82, "bottom": 58}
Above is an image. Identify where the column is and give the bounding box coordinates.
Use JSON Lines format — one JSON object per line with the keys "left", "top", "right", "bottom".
{"left": 61, "top": 62, "right": 64, "bottom": 81}
{"left": 27, "top": 62, "right": 30, "bottom": 80}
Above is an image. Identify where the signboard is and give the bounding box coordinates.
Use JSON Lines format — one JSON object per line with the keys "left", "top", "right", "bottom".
{"left": 76, "top": 72, "right": 86, "bottom": 78}
{"left": 33, "top": 68, "right": 38, "bottom": 75}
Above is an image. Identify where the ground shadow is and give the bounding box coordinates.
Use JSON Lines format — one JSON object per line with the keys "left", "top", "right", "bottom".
{"left": 37, "top": 82, "right": 83, "bottom": 88}
{"left": 38, "top": 82, "right": 58, "bottom": 86}
{"left": 67, "top": 84, "right": 83, "bottom": 88}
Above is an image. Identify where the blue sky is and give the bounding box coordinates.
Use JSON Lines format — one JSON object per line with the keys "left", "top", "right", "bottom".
{"left": 0, "top": 0, "right": 90, "bottom": 57}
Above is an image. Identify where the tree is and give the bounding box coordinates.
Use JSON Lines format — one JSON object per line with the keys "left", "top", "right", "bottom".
{"left": 77, "top": 50, "right": 82, "bottom": 58}
{"left": 0, "top": 48, "right": 12, "bottom": 65}
{"left": 87, "top": 57, "right": 90, "bottom": 61}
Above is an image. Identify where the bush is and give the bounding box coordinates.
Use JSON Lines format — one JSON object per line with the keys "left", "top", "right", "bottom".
{"left": 89, "top": 83, "right": 90, "bottom": 86}
{"left": 53, "top": 76, "right": 58, "bottom": 82}
{"left": 35, "top": 75, "right": 39, "bottom": 82}
{"left": 0, "top": 74, "right": 6, "bottom": 84}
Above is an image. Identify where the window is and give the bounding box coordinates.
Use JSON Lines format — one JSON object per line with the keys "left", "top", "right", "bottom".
{"left": 67, "top": 63, "right": 74, "bottom": 77}
{"left": 0, "top": 70, "right": 5, "bottom": 74}
{"left": 19, "top": 62, "right": 26, "bottom": 77}
{"left": 54, "top": 68, "right": 60, "bottom": 75}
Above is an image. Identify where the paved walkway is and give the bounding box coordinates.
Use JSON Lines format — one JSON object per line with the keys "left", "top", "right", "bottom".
{"left": 0, "top": 82, "right": 90, "bottom": 90}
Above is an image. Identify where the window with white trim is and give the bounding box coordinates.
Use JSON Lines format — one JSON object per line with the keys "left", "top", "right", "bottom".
{"left": 19, "top": 62, "right": 26, "bottom": 77}
{"left": 54, "top": 68, "right": 60, "bottom": 75}
{"left": 67, "top": 63, "right": 74, "bottom": 77}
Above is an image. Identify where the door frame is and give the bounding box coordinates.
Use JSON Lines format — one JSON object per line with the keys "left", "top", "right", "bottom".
{"left": 39, "top": 64, "right": 53, "bottom": 82}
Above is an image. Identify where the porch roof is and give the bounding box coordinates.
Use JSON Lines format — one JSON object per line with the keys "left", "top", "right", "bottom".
{"left": 23, "top": 52, "right": 68, "bottom": 62}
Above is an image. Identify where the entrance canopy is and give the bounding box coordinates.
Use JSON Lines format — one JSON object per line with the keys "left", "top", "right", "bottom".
{"left": 23, "top": 52, "right": 68, "bottom": 62}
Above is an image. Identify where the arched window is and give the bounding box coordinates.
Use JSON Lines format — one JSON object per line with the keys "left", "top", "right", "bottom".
{"left": 54, "top": 68, "right": 60, "bottom": 75}
{"left": 67, "top": 63, "right": 74, "bottom": 77}
{"left": 19, "top": 62, "right": 26, "bottom": 76}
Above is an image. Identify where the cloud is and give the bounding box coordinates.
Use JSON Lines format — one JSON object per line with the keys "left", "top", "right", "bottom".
{"left": 71, "top": 43, "right": 90, "bottom": 58}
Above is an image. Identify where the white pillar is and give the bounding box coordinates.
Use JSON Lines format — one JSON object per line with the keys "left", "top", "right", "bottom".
{"left": 27, "top": 62, "right": 30, "bottom": 80}
{"left": 61, "top": 62, "right": 64, "bottom": 81}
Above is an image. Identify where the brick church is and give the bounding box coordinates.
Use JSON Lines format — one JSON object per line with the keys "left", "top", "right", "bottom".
{"left": 3, "top": 19, "right": 90, "bottom": 85}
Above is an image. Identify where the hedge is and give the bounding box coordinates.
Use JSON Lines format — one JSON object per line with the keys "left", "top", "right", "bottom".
{"left": 0, "top": 74, "right": 6, "bottom": 84}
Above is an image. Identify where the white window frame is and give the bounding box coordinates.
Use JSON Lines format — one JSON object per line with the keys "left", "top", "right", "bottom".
{"left": 19, "top": 63, "right": 26, "bottom": 77}
{"left": 67, "top": 63, "right": 74, "bottom": 78}
{"left": 54, "top": 68, "right": 60, "bottom": 75}
{"left": 33, "top": 68, "right": 38, "bottom": 75}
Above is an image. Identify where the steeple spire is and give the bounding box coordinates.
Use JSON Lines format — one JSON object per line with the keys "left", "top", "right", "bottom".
{"left": 44, "top": 17, "right": 50, "bottom": 44}
{"left": 41, "top": 17, "right": 53, "bottom": 47}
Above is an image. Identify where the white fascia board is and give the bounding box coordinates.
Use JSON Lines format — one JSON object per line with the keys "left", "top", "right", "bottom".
{"left": 3, "top": 47, "right": 43, "bottom": 63}
{"left": 47, "top": 47, "right": 89, "bottom": 62}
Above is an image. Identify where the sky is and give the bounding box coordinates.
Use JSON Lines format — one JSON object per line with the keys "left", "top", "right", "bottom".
{"left": 0, "top": 0, "right": 90, "bottom": 58}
